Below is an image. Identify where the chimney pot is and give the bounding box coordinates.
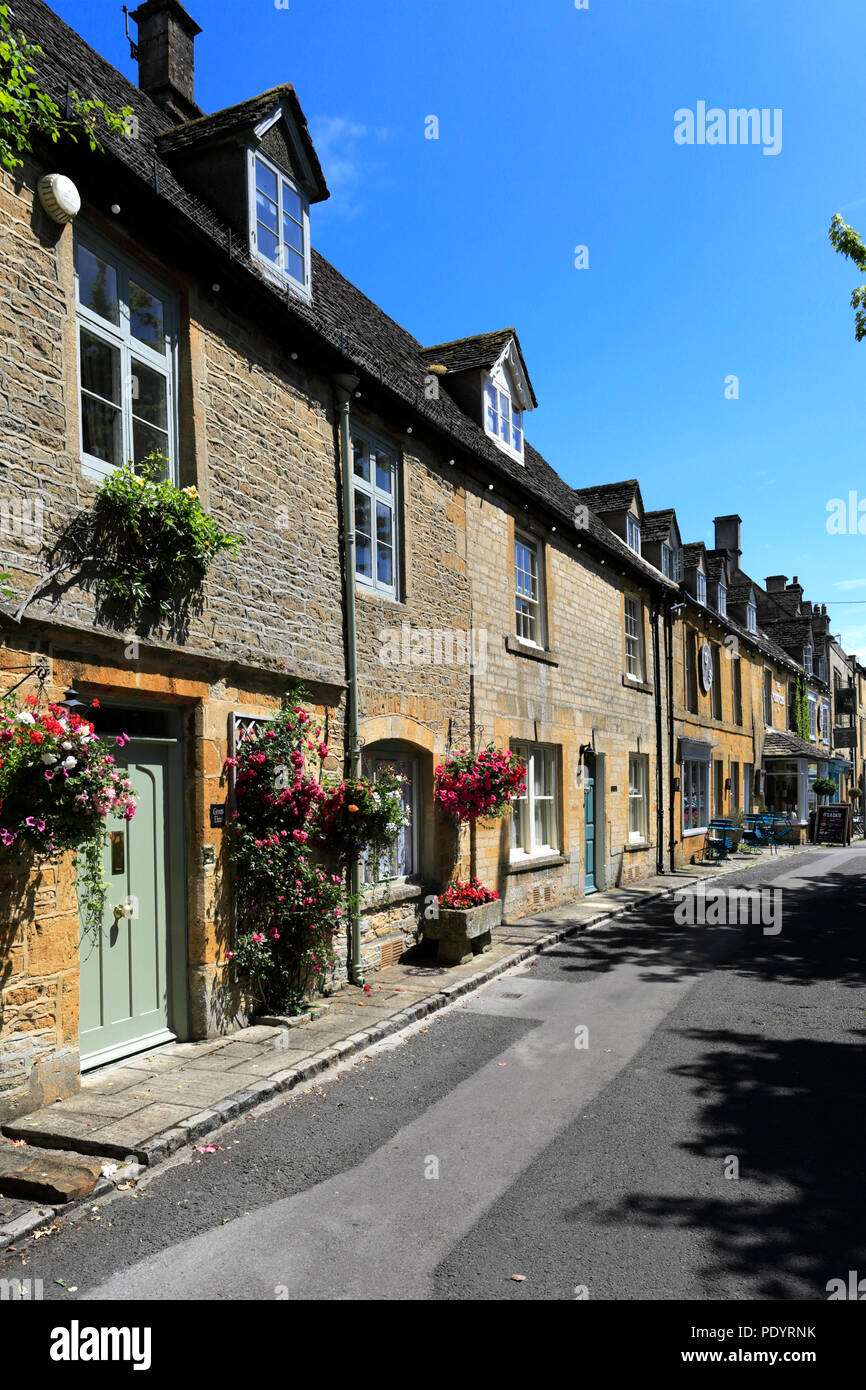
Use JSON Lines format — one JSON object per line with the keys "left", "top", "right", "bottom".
{"left": 130, "top": 0, "right": 202, "bottom": 124}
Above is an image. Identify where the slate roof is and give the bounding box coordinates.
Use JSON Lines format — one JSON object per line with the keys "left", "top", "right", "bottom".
{"left": 705, "top": 554, "right": 728, "bottom": 585}
{"left": 573, "top": 480, "right": 641, "bottom": 514}
{"left": 20, "top": 0, "right": 677, "bottom": 595}
{"left": 421, "top": 329, "right": 537, "bottom": 409}
{"left": 157, "top": 84, "right": 329, "bottom": 202}
{"left": 727, "top": 581, "right": 755, "bottom": 605}
{"left": 681, "top": 542, "right": 706, "bottom": 570}
{"left": 642, "top": 509, "right": 676, "bottom": 543}
{"left": 763, "top": 731, "right": 829, "bottom": 760}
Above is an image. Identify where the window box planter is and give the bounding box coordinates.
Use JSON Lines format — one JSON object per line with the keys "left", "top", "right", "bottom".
{"left": 424, "top": 897, "right": 503, "bottom": 967}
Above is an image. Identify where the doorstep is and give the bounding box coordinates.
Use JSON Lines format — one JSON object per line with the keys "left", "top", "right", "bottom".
{"left": 0, "top": 842, "right": 812, "bottom": 1214}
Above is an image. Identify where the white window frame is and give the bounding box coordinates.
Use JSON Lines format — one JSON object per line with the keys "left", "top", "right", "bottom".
{"left": 746, "top": 601, "right": 757, "bottom": 633}
{"left": 628, "top": 753, "right": 649, "bottom": 842}
{"left": 696, "top": 571, "right": 707, "bottom": 605}
{"left": 682, "top": 757, "right": 710, "bottom": 834}
{"left": 660, "top": 542, "right": 673, "bottom": 578}
{"left": 351, "top": 424, "right": 401, "bottom": 600}
{"left": 803, "top": 645, "right": 813, "bottom": 675}
{"left": 624, "top": 596, "right": 645, "bottom": 681}
{"left": 247, "top": 148, "right": 311, "bottom": 299}
{"left": 510, "top": 742, "right": 558, "bottom": 860}
{"left": 808, "top": 694, "right": 817, "bottom": 741}
{"left": 716, "top": 582, "right": 727, "bottom": 617}
{"left": 361, "top": 748, "right": 420, "bottom": 884}
{"left": 484, "top": 364, "right": 524, "bottom": 461}
{"left": 73, "top": 230, "right": 178, "bottom": 482}
{"left": 626, "top": 514, "right": 642, "bottom": 555}
{"left": 514, "top": 533, "right": 544, "bottom": 646}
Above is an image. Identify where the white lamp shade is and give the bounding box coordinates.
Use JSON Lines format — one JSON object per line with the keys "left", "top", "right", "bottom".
{"left": 37, "top": 173, "right": 81, "bottom": 224}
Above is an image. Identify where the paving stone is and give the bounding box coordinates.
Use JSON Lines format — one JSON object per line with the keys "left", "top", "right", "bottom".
{"left": 3, "top": 1112, "right": 111, "bottom": 1147}
{"left": 0, "top": 1206, "right": 55, "bottom": 1243}
{"left": 0, "top": 1143, "right": 104, "bottom": 1204}
{"left": 221, "top": 1025, "right": 285, "bottom": 1045}
{"left": 89, "top": 1104, "right": 197, "bottom": 1154}
{"left": 175, "top": 1045, "right": 276, "bottom": 1070}
{"left": 51, "top": 1091, "right": 151, "bottom": 1119}
{"left": 220, "top": 1049, "right": 307, "bottom": 1078}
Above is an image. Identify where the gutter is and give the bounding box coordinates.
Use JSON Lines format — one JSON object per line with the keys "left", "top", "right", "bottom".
{"left": 651, "top": 599, "right": 665, "bottom": 875}
{"left": 333, "top": 372, "right": 364, "bottom": 986}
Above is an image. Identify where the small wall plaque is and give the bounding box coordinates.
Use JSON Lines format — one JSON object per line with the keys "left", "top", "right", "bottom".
{"left": 210, "top": 804, "right": 226, "bottom": 828}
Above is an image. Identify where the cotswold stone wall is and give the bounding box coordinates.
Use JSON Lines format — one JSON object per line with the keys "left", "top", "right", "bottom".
{"left": 464, "top": 483, "right": 666, "bottom": 915}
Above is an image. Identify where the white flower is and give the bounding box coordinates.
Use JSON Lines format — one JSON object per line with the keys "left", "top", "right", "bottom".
{"left": 62, "top": 756, "right": 77, "bottom": 769}
{"left": 41, "top": 753, "right": 58, "bottom": 765}
{"left": 15, "top": 711, "right": 35, "bottom": 725}
{"left": 61, "top": 741, "right": 73, "bottom": 751}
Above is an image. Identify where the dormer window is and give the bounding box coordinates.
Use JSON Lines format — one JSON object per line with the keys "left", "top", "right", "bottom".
{"left": 485, "top": 378, "right": 523, "bottom": 458}
{"left": 716, "top": 582, "right": 727, "bottom": 617}
{"left": 626, "top": 514, "right": 642, "bottom": 555}
{"left": 804, "top": 644, "right": 813, "bottom": 675}
{"left": 248, "top": 150, "right": 310, "bottom": 295}
{"left": 696, "top": 571, "right": 707, "bottom": 605}
{"left": 746, "top": 601, "right": 757, "bottom": 633}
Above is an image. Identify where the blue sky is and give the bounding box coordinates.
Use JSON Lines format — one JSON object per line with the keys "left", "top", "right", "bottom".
{"left": 54, "top": 0, "right": 866, "bottom": 653}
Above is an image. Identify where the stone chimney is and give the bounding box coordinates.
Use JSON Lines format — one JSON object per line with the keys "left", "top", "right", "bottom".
{"left": 130, "top": 0, "right": 203, "bottom": 124}
{"left": 765, "top": 575, "right": 788, "bottom": 593}
{"left": 713, "top": 514, "right": 742, "bottom": 567}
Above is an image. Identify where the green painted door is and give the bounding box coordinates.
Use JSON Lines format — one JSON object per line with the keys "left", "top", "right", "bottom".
{"left": 79, "top": 739, "right": 182, "bottom": 1069}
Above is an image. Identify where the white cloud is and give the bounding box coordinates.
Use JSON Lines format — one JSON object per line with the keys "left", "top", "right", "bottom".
{"left": 309, "top": 116, "right": 386, "bottom": 221}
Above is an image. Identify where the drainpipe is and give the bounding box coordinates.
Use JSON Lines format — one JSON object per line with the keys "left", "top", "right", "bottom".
{"left": 665, "top": 599, "right": 676, "bottom": 872}
{"left": 651, "top": 599, "right": 665, "bottom": 875}
{"left": 334, "top": 372, "right": 363, "bottom": 985}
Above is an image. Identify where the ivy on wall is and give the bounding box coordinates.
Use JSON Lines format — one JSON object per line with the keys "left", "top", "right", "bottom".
{"left": 794, "top": 671, "right": 810, "bottom": 742}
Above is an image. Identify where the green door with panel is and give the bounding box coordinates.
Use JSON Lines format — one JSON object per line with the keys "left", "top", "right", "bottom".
{"left": 79, "top": 737, "right": 185, "bottom": 1069}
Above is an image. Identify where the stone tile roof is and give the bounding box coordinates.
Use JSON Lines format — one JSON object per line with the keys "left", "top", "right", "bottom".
{"left": 642, "top": 508, "right": 676, "bottom": 542}
{"left": 422, "top": 329, "right": 515, "bottom": 373}
{"left": 156, "top": 84, "right": 329, "bottom": 201}
{"left": 21, "top": 0, "right": 678, "bottom": 595}
{"left": 763, "top": 731, "right": 828, "bottom": 760}
{"left": 728, "top": 581, "right": 755, "bottom": 605}
{"left": 573, "top": 480, "right": 640, "bottom": 514}
{"left": 681, "top": 542, "right": 706, "bottom": 570}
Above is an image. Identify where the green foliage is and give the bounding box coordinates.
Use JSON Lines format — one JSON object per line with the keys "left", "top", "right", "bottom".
{"left": 829, "top": 213, "right": 866, "bottom": 341}
{"left": 793, "top": 671, "right": 810, "bottom": 742}
{"left": 0, "top": 571, "right": 12, "bottom": 599}
{"left": 812, "top": 777, "right": 838, "bottom": 798}
{"left": 92, "top": 452, "right": 243, "bottom": 616}
{"left": 0, "top": 3, "right": 131, "bottom": 174}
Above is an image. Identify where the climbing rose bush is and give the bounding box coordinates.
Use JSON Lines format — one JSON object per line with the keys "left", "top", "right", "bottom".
{"left": 225, "top": 694, "right": 406, "bottom": 1013}
{"left": 0, "top": 692, "right": 138, "bottom": 932}
{"left": 438, "top": 878, "right": 499, "bottom": 910}
{"left": 434, "top": 744, "right": 526, "bottom": 823}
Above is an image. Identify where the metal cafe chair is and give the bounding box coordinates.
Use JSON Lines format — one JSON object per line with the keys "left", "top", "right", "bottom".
{"left": 705, "top": 818, "right": 734, "bottom": 862}
{"left": 741, "top": 815, "right": 766, "bottom": 854}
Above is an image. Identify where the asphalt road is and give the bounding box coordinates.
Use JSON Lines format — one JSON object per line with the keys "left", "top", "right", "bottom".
{"left": 3, "top": 843, "right": 865, "bottom": 1301}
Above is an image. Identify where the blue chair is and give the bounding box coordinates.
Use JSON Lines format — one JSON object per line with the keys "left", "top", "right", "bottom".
{"left": 706, "top": 818, "right": 734, "bottom": 862}
{"left": 741, "top": 815, "right": 765, "bottom": 854}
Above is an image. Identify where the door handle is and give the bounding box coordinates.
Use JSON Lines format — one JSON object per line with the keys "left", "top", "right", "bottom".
{"left": 113, "top": 903, "right": 133, "bottom": 921}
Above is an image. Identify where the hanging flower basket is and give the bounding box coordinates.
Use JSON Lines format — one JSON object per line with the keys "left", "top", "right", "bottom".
{"left": 0, "top": 693, "right": 138, "bottom": 932}
{"left": 313, "top": 768, "right": 409, "bottom": 861}
{"left": 434, "top": 744, "right": 526, "bottom": 823}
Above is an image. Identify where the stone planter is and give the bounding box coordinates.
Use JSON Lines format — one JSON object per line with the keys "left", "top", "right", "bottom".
{"left": 424, "top": 897, "right": 503, "bottom": 966}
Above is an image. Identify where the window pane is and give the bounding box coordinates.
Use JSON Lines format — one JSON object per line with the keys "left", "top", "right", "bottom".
{"left": 80, "top": 328, "right": 121, "bottom": 404}
{"left": 374, "top": 450, "right": 392, "bottom": 493}
{"left": 256, "top": 189, "right": 278, "bottom": 235}
{"left": 282, "top": 212, "right": 303, "bottom": 253}
{"left": 257, "top": 224, "right": 279, "bottom": 263}
{"left": 132, "top": 418, "right": 169, "bottom": 465}
{"left": 376, "top": 500, "right": 393, "bottom": 550}
{"left": 353, "top": 438, "right": 370, "bottom": 480}
{"left": 377, "top": 544, "right": 393, "bottom": 586}
{"left": 129, "top": 281, "right": 165, "bottom": 351}
{"left": 354, "top": 490, "right": 372, "bottom": 577}
{"left": 255, "top": 158, "right": 278, "bottom": 201}
{"left": 81, "top": 394, "right": 122, "bottom": 466}
{"left": 78, "top": 245, "right": 119, "bottom": 325}
{"left": 286, "top": 248, "right": 305, "bottom": 284}
{"left": 130, "top": 359, "right": 168, "bottom": 430}
{"left": 282, "top": 182, "right": 302, "bottom": 222}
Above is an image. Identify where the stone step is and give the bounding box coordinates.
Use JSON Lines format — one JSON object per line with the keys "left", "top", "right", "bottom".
{"left": 0, "top": 1141, "right": 105, "bottom": 1204}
